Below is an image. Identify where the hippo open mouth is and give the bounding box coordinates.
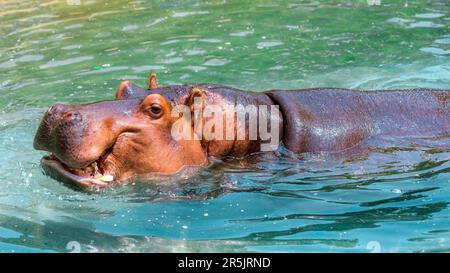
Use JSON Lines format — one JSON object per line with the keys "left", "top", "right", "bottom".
{"left": 33, "top": 99, "right": 126, "bottom": 188}
{"left": 41, "top": 152, "right": 114, "bottom": 188}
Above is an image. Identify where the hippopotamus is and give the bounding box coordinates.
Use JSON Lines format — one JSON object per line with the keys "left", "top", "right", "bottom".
{"left": 34, "top": 74, "right": 450, "bottom": 188}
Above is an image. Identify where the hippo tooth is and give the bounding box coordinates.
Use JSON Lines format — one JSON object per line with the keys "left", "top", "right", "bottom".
{"left": 99, "top": 175, "right": 114, "bottom": 182}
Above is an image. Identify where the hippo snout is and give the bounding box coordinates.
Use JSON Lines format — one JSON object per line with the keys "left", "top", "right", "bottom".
{"left": 34, "top": 104, "right": 82, "bottom": 147}
{"left": 34, "top": 103, "right": 90, "bottom": 168}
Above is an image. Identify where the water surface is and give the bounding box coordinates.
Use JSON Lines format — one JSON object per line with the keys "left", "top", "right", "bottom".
{"left": 0, "top": 0, "right": 449, "bottom": 252}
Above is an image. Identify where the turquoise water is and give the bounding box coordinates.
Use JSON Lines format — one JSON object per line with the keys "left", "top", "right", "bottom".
{"left": 0, "top": 0, "right": 449, "bottom": 252}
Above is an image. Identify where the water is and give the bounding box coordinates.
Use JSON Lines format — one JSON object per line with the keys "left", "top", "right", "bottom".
{"left": 0, "top": 0, "right": 449, "bottom": 253}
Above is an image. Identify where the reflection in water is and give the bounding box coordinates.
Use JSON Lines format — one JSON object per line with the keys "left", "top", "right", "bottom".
{"left": 0, "top": 0, "right": 449, "bottom": 252}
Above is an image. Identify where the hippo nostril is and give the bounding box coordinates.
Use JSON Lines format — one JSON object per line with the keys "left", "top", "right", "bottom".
{"left": 63, "top": 112, "right": 73, "bottom": 119}
{"left": 62, "top": 111, "right": 81, "bottom": 121}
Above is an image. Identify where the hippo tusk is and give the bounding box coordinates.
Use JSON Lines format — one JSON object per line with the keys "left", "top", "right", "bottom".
{"left": 98, "top": 174, "right": 114, "bottom": 182}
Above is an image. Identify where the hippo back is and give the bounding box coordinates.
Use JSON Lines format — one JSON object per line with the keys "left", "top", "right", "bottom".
{"left": 266, "top": 88, "right": 450, "bottom": 153}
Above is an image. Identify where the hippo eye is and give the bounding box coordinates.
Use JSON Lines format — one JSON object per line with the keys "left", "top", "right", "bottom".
{"left": 148, "top": 104, "right": 163, "bottom": 118}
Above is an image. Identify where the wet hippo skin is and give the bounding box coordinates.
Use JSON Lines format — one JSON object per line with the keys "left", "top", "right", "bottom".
{"left": 34, "top": 76, "right": 450, "bottom": 188}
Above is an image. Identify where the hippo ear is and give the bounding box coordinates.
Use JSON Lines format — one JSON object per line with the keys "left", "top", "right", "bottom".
{"left": 148, "top": 72, "right": 158, "bottom": 89}
{"left": 116, "top": 81, "right": 149, "bottom": 99}
{"left": 185, "top": 87, "right": 205, "bottom": 111}
{"left": 185, "top": 87, "right": 206, "bottom": 138}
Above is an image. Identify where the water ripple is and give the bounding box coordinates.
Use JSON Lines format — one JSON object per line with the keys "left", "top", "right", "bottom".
{"left": 0, "top": 0, "right": 449, "bottom": 253}
{"left": 39, "top": 56, "right": 94, "bottom": 69}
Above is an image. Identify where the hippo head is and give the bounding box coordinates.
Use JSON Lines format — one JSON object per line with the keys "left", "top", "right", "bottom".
{"left": 34, "top": 81, "right": 207, "bottom": 188}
